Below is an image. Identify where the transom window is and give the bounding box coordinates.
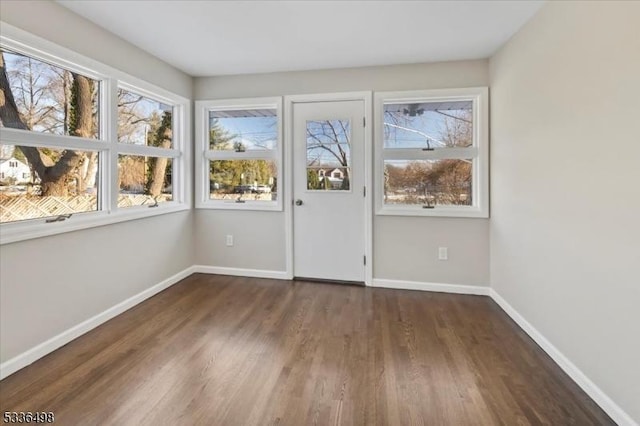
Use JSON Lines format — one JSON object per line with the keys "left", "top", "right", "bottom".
{"left": 195, "top": 97, "right": 282, "bottom": 211}
{"left": 374, "top": 88, "right": 489, "bottom": 217}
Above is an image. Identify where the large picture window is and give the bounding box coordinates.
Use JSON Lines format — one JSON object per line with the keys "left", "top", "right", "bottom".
{"left": 374, "top": 88, "right": 488, "bottom": 217}
{"left": 195, "top": 97, "right": 282, "bottom": 211}
{"left": 0, "top": 27, "right": 189, "bottom": 243}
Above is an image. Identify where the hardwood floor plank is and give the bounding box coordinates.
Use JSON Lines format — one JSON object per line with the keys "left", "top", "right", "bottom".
{"left": 0, "top": 274, "right": 615, "bottom": 425}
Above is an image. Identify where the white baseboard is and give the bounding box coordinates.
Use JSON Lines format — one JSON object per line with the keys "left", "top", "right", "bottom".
{"left": 0, "top": 265, "right": 196, "bottom": 381}
{"left": 193, "top": 265, "right": 290, "bottom": 280}
{"left": 490, "top": 289, "right": 637, "bottom": 426}
{"left": 372, "top": 278, "right": 490, "bottom": 296}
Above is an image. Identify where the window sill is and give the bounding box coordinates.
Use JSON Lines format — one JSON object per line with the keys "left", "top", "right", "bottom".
{"left": 196, "top": 200, "right": 282, "bottom": 212}
{"left": 376, "top": 205, "right": 488, "bottom": 218}
{"left": 0, "top": 203, "right": 190, "bottom": 245}
{"left": 196, "top": 201, "right": 282, "bottom": 212}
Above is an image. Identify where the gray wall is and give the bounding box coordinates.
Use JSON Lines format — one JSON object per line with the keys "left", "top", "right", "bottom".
{"left": 195, "top": 60, "right": 490, "bottom": 285}
{"left": 0, "top": 213, "right": 192, "bottom": 361}
{"left": 490, "top": 1, "right": 640, "bottom": 422}
{"left": 0, "top": 0, "right": 194, "bottom": 363}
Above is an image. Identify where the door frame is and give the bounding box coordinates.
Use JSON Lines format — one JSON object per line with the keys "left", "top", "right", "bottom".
{"left": 284, "top": 92, "right": 373, "bottom": 286}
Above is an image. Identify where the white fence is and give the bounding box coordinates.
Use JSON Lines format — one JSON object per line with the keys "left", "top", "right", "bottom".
{"left": 0, "top": 194, "right": 162, "bottom": 222}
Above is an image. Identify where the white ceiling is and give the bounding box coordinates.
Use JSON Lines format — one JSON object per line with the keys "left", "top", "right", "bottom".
{"left": 57, "top": 0, "right": 544, "bottom": 77}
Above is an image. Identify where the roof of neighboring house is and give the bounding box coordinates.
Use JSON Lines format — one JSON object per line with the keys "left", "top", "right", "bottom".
{"left": 0, "top": 157, "right": 29, "bottom": 167}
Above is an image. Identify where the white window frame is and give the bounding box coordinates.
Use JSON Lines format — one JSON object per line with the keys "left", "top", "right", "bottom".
{"left": 374, "top": 87, "right": 489, "bottom": 218}
{"left": 195, "top": 97, "right": 283, "bottom": 211}
{"left": 0, "top": 23, "right": 190, "bottom": 245}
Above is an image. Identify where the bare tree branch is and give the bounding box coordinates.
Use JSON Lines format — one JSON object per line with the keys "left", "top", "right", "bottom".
{"left": 435, "top": 110, "right": 472, "bottom": 123}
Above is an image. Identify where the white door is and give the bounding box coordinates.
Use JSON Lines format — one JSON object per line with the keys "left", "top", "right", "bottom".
{"left": 292, "top": 100, "right": 365, "bottom": 282}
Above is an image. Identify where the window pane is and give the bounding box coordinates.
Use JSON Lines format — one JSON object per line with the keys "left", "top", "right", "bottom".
{"left": 383, "top": 100, "right": 472, "bottom": 149}
{"left": 209, "top": 160, "right": 277, "bottom": 202}
{"left": 384, "top": 159, "right": 472, "bottom": 206}
{"left": 0, "top": 49, "right": 100, "bottom": 139}
{"left": 118, "top": 155, "right": 172, "bottom": 207}
{"left": 209, "top": 109, "right": 277, "bottom": 151}
{"left": 118, "top": 89, "right": 173, "bottom": 147}
{"left": 306, "top": 119, "right": 351, "bottom": 191}
{"left": 0, "top": 143, "right": 99, "bottom": 223}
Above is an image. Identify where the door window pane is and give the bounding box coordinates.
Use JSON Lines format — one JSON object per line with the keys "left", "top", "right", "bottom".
{"left": 209, "top": 109, "right": 277, "bottom": 151}
{"left": 1, "top": 49, "right": 100, "bottom": 139}
{"left": 209, "top": 160, "right": 277, "bottom": 201}
{"left": 118, "top": 89, "right": 173, "bottom": 147}
{"left": 383, "top": 100, "right": 472, "bottom": 149}
{"left": 384, "top": 159, "right": 472, "bottom": 206}
{"left": 118, "top": 155, "right": 172, "bottom": 207}
{"left": 0, "top": 143, "right": 99, "bottom": 223}
{"left": 306, "top": 119, "right": 351, "bottom": 191}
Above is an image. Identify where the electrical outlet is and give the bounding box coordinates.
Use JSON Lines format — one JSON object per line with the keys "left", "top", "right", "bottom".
{"left": 438, "top": 247, "right": 448, "bottom": 261}
{"left": 226, "top": 235, "right": 233, "bottom": 247}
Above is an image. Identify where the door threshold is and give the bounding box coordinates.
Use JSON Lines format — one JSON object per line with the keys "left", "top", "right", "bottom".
{"left": 294, "top": 277, "right": 365, "bottom": 287}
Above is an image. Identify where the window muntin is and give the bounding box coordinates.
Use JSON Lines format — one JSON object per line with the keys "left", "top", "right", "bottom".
{"left": 197, "top": 98, "right": 282, "bottom": 210}
{"left": 375, "top": 88, "right": 488, "bottom": 217}
{"left": 118, "top": 89, "right": 173, "bottom": 147}
{"left": 1, "top": 48, "right": 101, "bottom": 139}
{"left": 0, "top": 31, "right": 188, "bottom": 240}
{"left": 0, "top": 143, "right": 99, "bottom": 223}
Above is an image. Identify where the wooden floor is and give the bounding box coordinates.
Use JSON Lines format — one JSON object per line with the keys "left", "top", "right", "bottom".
{"left": 0, "top": 274, "right": 613, "bottom": 425}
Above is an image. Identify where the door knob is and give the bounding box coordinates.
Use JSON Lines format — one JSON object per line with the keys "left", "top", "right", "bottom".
{"left": 295, "top": 199, "right": 303, "bottom": 206}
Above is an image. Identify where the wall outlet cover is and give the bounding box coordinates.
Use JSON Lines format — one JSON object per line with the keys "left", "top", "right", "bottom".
{"left": 438, "top": 247, "right": 448, "bottom": 260}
